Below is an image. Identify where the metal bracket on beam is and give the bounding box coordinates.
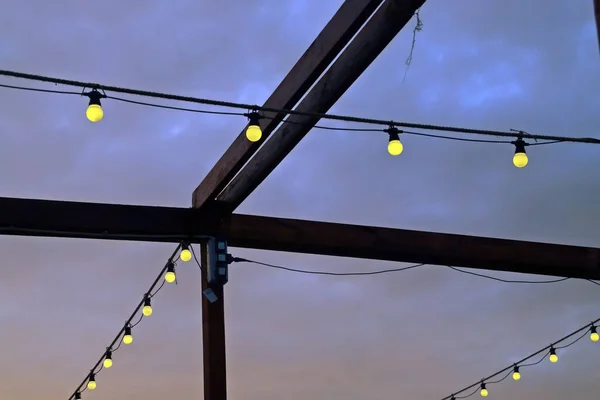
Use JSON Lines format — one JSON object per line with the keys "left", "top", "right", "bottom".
{"left": 207, "top": 236, "right": 230, "bottom": 287}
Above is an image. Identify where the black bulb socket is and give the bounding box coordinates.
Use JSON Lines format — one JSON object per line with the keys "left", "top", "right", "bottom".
{"left": 86, "top": 89, "right": 104, "bottom": 107}
{"left": 385, "top": 126, "right": 402, "bottom": 142}
{"left": 166, "top": 261, "right": 175, "bottom": 273}
{"left": 513, "top": 138, "right": 527, "bottom": 155}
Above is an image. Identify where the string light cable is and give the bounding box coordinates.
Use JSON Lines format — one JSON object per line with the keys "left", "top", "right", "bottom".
{"left": 442, "top": 317, "right": 600, "bottom": 399}
{"left": 230, "top": 257, "right": 600, "bottom": 285}
{"left": 0, "top": 82, "right": 538, "bottom": 145}
{"left": 1, "top": 70, "right": 599, "bottom": 165}
{"left": 5, "top": 223, "right": 594, "bottom": 286}
{"left": 68, "top": 241, "right": 194, "bottom": 400}
{"left": 0, "top": 79, "right": 520, "bottom": 146}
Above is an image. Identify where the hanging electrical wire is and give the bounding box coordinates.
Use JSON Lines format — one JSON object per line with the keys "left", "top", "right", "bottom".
{"left": 68, "top": 242, "right": 192, "bottom": 400}
{"left": 1, "top": 69, "right": 599, "bottom": 149}
{"left": 230, "top": 257, "right": 600, "bottom": 285}
{"left": 443, "top": 318, "right": 600, "bottom": 400}
{"left": 0, "top": 81, "right": 585, "bottom": 168}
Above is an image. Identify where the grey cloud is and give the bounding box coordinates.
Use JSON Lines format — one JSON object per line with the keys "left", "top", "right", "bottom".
{"left": 1, "top": 0, "right": 599, "bottom": 399}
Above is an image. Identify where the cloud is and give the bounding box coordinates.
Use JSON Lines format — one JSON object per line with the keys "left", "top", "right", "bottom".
{"left": 0, "top": 0, "right": 599, "bottom": 399}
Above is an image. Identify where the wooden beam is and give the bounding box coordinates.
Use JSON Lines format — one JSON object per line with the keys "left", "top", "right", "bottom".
{"left": 217, "top": 0, "right": 427, "bottom": 210}
{"left": 1, "top": 197, "right": 599, "bottom": 280}
{"left": 200, "top": 242, "right": 227, "bottom": 400}
{"left": 223, "top": 214, "right": 600, "bottom": 280}
{"left": 0, "top": 196, "right": 221, "bottom": 242}
{"left": 191, "top": 0, "right": 384, "bottom": 209}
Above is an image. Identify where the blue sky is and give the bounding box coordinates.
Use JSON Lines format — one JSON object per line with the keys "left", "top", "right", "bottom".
{"left": 0, "top": 0, "right": 599, "bottom": 399}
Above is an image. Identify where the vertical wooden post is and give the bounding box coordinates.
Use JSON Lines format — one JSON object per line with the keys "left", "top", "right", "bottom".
{"left": 200, "top": 241, "right": 227, "bottom": 400}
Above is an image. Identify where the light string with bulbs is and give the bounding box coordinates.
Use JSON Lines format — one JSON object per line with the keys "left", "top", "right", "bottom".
{"left": 59, "top": 238, "right": 599, "bottom": 399}
{"left": 1, "top": 69, "right": 599, "bottom": 169}
{"left": 442, "top": 318, "right": 600, "bottom": 400}
{"left": 69, "top": 241, "right": 194, "bottom": 400}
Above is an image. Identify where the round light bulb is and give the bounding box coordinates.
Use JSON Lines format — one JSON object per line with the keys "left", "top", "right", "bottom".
{"left": 165, "top": 271, "right": 176, "bottom": 283}
{"left": 142, "top": 305, "right": 153, "bottom": 317}
{"left": 103, "top": 358, "right": 113, "bottom": 369}
{"left": 86, "top": 104, "right": 104, "bottom": 123}
{"left": 549, "top": 353, "right": 558, "bottom": 363}
{"left": 512, "top": 371, "right": 520, "bottom": 381}
{"left": 591, "top": 332, "right": 599, "bottom": 342}
{"left": 480, "top": 388, "right": 488, "bottom": 397}
{"left": 123, "top": 334, "right": 133, "bottom": 344}
{"left": 180, "top": 248, "right": 192, "bottom": 262}
{"left": 513, "top": 152, "right": 528, "bottom": 168}
{"left": 387, "top": 139, "right": 403, "bottom": 156}
{"left": 246, "top": 125, "right": 262, "bottom": 142}
{"left": 87, "top": 381, "right": 97, "bottom": 390}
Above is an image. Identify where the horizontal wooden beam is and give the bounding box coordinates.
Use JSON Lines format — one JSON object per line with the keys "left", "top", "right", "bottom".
{"left": 191, "top": 0, "right": 384, "bottom": 209}
{"left": 223, "top": 214, "right": 600, "bottom": 280}
{"left": 0, "top": 197, "right": 599, "bottom": 280}
{"left": 0, "top": 196, "right": 222, "bottom": 241}
{"left": 217, "top": 0, "right": 427, "bottom": 210}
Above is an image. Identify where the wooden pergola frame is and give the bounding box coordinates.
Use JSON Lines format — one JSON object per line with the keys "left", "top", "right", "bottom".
{"left": 1, "top": 1, "right": 599, "bottom": 399}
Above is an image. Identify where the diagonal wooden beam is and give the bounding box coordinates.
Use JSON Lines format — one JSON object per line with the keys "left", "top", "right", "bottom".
{"left": 191, "top": 0, "right": 384, "bottom": 209}
{"left": 1, "top": 197, "right": 599, "bottom": 280}
{"left": 216, "top": 0, "right": 426, "bottom": 211}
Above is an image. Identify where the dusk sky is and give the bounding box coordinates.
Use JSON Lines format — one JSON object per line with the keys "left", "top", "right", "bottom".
{"left": 1, "top": 0, "right": 599, "bottom": 399}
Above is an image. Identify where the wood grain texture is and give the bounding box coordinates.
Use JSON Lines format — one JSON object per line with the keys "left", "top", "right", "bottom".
{"left": 191, "top": 0, "right": 384, "bottom": 208}
{"left": 1, "top": 197, "right": 598, "bottom": 280}
{"left": 217, "top": 0, "right": 427, "bottom": 210}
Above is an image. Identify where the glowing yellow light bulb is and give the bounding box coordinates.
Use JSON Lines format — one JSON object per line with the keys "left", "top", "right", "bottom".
{"left": 103, "top": 350, "right": 113, "bottom": 368}
{"left": 246, "top": 125, "right": 262, "bottom": 142}
{"left": 512, "top": 366, "right": 520, "bottom": 381}
{"left": 85, "top": 90, "right": 104, "bottom": 123}
{"left": 123, "top": 326, "right": 133, "bottom": 344}
{"left": 388, "top": 139, "right": 403, "bottom": 156}
{"left": 513, "top": 152, "right": 528, "bottom": 168}
{"left": 142, "top": 297, "right": 153, "bottom": 317}
{"left": 165, "top": 262, "right": 176, "bottom": 283}
{"left": 549, "top": 348, "right": 558, "bottom": 363}
{"left": 590, "top": 326, "right": 599, "bottom": 342}
{"left": 245, "top": 111, "right": 262, "bottom": 142}
{"left": 180, "top": 246, "right": 192, "bottom": 262}
{"left": 86, "top": 104, "right": 103, "bottom": 122}
{"left": 386, "top": 127, "right": 403, "bottom": 156}
{"left": 165, "top": 271, "right": 176, "bottom": 282}
{"left": 480, "top": 387, "right": 488, "bottom": 397}
{"left": 87, "top": 374, "right": 96, "bottom": 390}
{"left": 512, "top": 138, "right": 528, "bottom": 168}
